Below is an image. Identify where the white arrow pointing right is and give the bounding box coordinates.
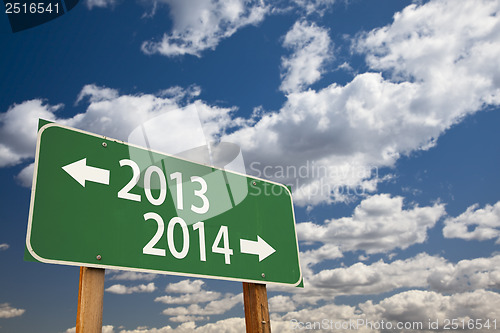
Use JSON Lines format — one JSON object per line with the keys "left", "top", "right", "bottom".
{"left": 240, "top": 236, "right": 276, "bottom": 262}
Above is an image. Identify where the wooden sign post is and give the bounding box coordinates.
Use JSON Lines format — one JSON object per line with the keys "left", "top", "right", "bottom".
{"left": 243, "top": 282, "right": 271, "bottom": 333}
{"left": 76, "top": 267, "right": 105, "bottom": 333}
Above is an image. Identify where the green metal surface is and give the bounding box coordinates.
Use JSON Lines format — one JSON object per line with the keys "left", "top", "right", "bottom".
{"left": 26, "top": 122, "right": 302, "bottom": 286}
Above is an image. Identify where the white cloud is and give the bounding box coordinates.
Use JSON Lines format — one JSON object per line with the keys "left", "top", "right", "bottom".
{"left": 305, "top": 253, "right": 446, "bottom": 297}
{"left": 300, "top": 243, "right": 343, "bottom": 265}
{"left": 155, "top": 291, "right": 221, "bottom": 305}
{"left": 297, "top": 194, "right": 445, "bottom": 254}
{"left": 85, "top": 0, "right": 116, "bottom": 10}
{"left": 104, "top": 326, "right": 116, "bottom": 333}
{"left": 274, "top": 302, "right": 370, "bottom": 333}
{"left": 0, "top": 86, "right": 166, "bottom": 170}
{"left": 119, "top": 318, "right": 245, "bottom": 333}
{"left": 64, "top": 325, "right": 115, "bottom": 333}
{"left": 280, "top": 21, "right": 332, "bottom": 93}
{"left": 105, "top": 282, "right": 156, "bottom": 295}
{"left": 0, "top": 100, "right": 59, "bottom": 167}
{"left": 141, "top": 0, "right": 269, "bottom": 57}
{"left": 360, "top": 289, "right": 500, "bottom": 332}
{"left": 75, "top": 84, "right": 119, "bottom": 104}
{"left": 292, "top": 0, "right": 336, "bottom": 16}
{"left": 268, "top": 289, "right": 500, "bottom": 333}
{"left": 298, "top": 243, "right": 343, "bottom": 279}
{"left": 165, "top": 279, "right": 205, "bottom": 294}
{"left": 155, "top": 279, "right": 239, "bottom": 322}
{"left": 15, "top": 163, "right": 34, "bottom": 187}
{"left": 283, "top": 253, "right": 500, "bottom": 306}
{"left": 161, "top": 293, "right": 243, "bottom": 322}
{"left": 4, "top": 1, "right": 500, "bottom": 208}
{"left": 72, "top": 288, "right": 500, "bottom": 332}
{"left": 356, "top": 0, "right": 500, "bottom": 99}
{"left": 225, "top": 0, "right": 500, "bottom": 205}
{"left": 169, "top": 315, "right": 209, "bottom": 323}
{"left": 268, "top": 295, "right": 296, "bottom": 313}
{"left": 443, "top": 201, "right": 500, "bottom": 243}
{"left": 158, "top": 85, "right": 201, "bottom": 103}
{"left": 107, "top": 271, "right": 158, "bottom": 281}
{"left": 427, "top": 255, "right": 500, "bottom": 293}
{"left": 0, "top": 84, "right": 239, "bottom": 186}
{"left": 0, "top": 303, "right": 25, "bottom": 318}
{"left": 63, "top": 84, "right": 182, "bottom": 141}
{"left": 0, "top": 243, "right": 9, "bottom": 251}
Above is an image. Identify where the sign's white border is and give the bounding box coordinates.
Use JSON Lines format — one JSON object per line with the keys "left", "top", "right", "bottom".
{"left": 26, "top": 122, "right": 303, "bottom": 287}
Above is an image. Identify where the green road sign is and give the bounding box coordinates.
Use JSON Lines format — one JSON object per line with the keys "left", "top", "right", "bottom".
{"left": 26, "top": 122, "right": 302, "bottom": 286}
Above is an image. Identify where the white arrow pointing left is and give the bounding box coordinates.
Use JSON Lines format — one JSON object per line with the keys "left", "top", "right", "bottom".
{"left": 240, "top": 236, "right": 276, "bottom": 262}
{"left": 62, "top": 158, "right": 110, "bottom": 187}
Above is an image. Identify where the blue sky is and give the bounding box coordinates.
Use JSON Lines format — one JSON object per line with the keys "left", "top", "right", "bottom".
{"left": 1, "top": 0, "right": 500, "bottom": 332}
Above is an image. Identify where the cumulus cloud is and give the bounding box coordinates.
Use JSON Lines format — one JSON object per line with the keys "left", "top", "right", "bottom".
{"left": 0, "top": 85, "right": 168, "bottom": 171}
{"left": 297, "top": 194, "right": 445, "bottom": 254}
{"left": 107, "top": 271, "right": 158, "bottom": 281}
{"left": 64, "top": 325, "right": 115, "bottom": 333}
{"left": 118, "top": 318, "right": 245, "bottom": 333}
{"left": 105, "top": 282, "right": 156, "bottom": 295}
{"left": 283, "top": 254, "right": 500, "bottom": 306}
{"left": 1, "top": 84, "right": 239, "bottom": 186}
{"left": 280, "top": 21, "right": 332, "bottom": 93}
{"left": 141, "top": 0, "right": 268, "bottom": 57}
{"left": 267, "top": 289, "right": 500, "bottom": 333}
{"left": 85, "top": 0, "right": 116, "bottom": 10}
{"left": 268, "top": 295, "right": 296, "bottom": 313}
{"left": 225, "top": 0, "right": 500, "bottom": 205}
{"left": 304, "top": 253, "right": 446, "bottom": 298}
{"left": 152, "top": 279, "right": 241, "bottom": 322}
{"left": 15, "top": 163, "right": 35, "bottom": 187}
{"left": 427, "top": 255, "right": 500, "bottom": 293}
{"left": 0, "top": 100, "right": 60, "bottom": 167}
{"left": 443, "top": 201, "right": 500, "bottom": 243}
{"left": 297, "top": 243, "right": 343, "bottom": 280}
{"left": 356, "top": 0, "right": 500, "bottom": 99}
{"left": 75, "top": 84, "right": 119, "bottom": 104}
{"left": 84, "top": 288, "right": 500, "bottom": 332}
{"left": 0, "top": 303, "right": 25, "bottom": 318}
{"left": 164, "top": 279, "right": 205, "bottom": 294}
{"left": 158, "top": 85, "right": 201, "bottom": 103}
{"left": 360, "top": 289, "right": 500, "bottom": 332}
{"left": 274, "top": 302, "right": 371, "bottom": 332}
{"left": 4, "top": 1, "right": 500, "bottom": 208}
{"left": 155, "top": 291, "right": 221, "bottom": 305}
{"left": 292, "top": 0, "right": 336, "bottom": 16}
{"left": 161, "top": 293, "right": 243, "bottom": 322}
